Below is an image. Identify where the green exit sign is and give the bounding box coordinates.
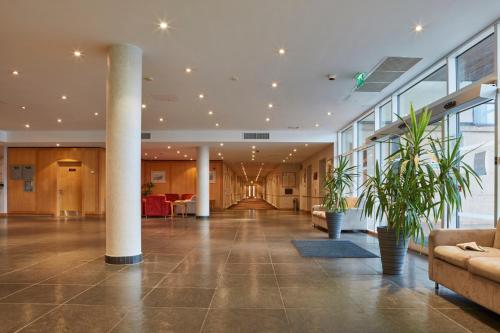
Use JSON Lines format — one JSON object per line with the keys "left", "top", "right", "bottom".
{"left": 354, "top": 72, "right": 366, "bottom": 88}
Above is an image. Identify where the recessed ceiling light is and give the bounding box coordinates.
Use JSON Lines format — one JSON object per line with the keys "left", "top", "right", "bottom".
{"left": 57, "top": 118, "right": 62, "bottom": 123}
{"left": 327, "top": 112, "right": 332, "bottom": 116}
{"left": 289, "top": 153, "right": 292, "bottom": 156}
{"left": 293, "top": 148, "right": 297, "bottom": 152}
{"left": 415, "top": 24, "right": 423, "bottom": 32}
{"left": 141, "top": 104, "right": 147, "bottom": 109}
{"left": 190, "top": 158, "right": 193, "bottom": 161}
{"left": 56, "top": 143, "right": 60, "bottom": 147}
{"left": 220, "top": 143, "right": 224, "bottom": 146}
{"left": 12, "top": 70, "right": 19, "bottom": 76}
{"left": 20, "top": 106, "right": 26, "bottom": 110}
{"left": 94, "top": 112, "right": 99, "bottom": 116}
{"left": 282, "top": 159, "right": 286, "bottom": 163}
{"left": 176, "top": 150, "right": 180, "bottom": 154}
{"left": 184, "top": 154, "right": 188, "bottom": 158}
{"left": 61, "top": 95, "right": 67, "bottom": 100}
{"left": 167, "top": 146, "right": 171, "bottom": 149}
{"left": 215, "top": 123, "right": 220, "bottom": 127}
{"left": 218, "top": 152, "right": 222, "bottom": 156}
{"left": 315, "top": 123, "right": 319, "bottom": 127}
{"left": 198, "top": 93, "right": 204, "bottom": 99}
{"left": 268, "top": 103, "right": 273, "bottom": 109}
{"left": 265, "top": 117, "right": 270, "bottom": 122}
{"left": 251, "top": 146, "right": 256, "bottom": 149}
{"left": 252, "top": 158, "right": 255, "bottom": 161}
{"left": 24, "top": 123, "right": 30, "bottom": 128}
{"left": 271, "top": 82, "right": 278, "bottom": 88}
{"left": 185, "top": 67, "right": 192, "bottom": 73}
{"left": 73, "top": 50, "right": 82, "bottom": 57}
{"left": 154, "top": 156, "right": 158, "bottom": 159}
{"left": 159, "top": 21, "right": 169, "bottom": 30}
{"left": 145, "top": 153, "right": 148, "bottom": 156}
{"left": 305, "top": 143, "right": 309, "bottom": 147}
{"left": 278, "top": 48, "right": 286, "bottom": 55}
{"left": 159, "top": 117, "right": 164, "bottom": 122}
{"left": 251, "top": 150, "right": 255, "bottom": 154}
{"left": 208, "top": 110, "right": 214, "bottom": 115}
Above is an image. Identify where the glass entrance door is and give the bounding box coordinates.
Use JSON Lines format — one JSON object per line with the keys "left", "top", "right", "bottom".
{"left": 456, "top": 102, "right": 495, "bottom": 229}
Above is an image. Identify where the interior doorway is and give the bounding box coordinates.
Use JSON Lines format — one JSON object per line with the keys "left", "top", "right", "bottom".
{"left": 306, "top": 165, "right": 312, "bottom": 211}
{"left": 57, "top": 161, "right": 83, "bottom": 216}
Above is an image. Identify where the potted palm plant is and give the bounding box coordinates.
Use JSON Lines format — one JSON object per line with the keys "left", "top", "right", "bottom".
{"left": 358, "top": 106, "right": 481, "bottom": 274}
{"left": 323, "top": 155, "right": 357, "bottom": 239}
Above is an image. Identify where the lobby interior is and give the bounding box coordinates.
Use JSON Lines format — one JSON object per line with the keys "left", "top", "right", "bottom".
{"left": 1, "top": 1, "right": 500, "bottom": 332}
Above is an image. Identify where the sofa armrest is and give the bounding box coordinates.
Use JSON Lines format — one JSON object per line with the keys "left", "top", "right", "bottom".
{"left": 428, "top": 228, "right": 496, "bottom": 280}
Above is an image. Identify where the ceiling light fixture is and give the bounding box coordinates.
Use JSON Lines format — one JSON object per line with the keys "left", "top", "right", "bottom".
{"left": 265, "top": 117, "right": 270, "bottom": 122}
{"left": 159, "top": 21, "right": 169, "bottom": 30}
{"left": 20, "top": 106, "right": 26, "bottom": 110}
{"left": 141, "top": 104, "right": 147, "bottom": 109}
{"left": 154, "top": 156, "right": 158, "bottom": 159}
{"left": 24, "top": 123, "right": 30, "bottom": 128}
{"left": 57, "top": 118, "right": 62, "bottom": 123}
{"left": 415, "top": 24, "right": 423, "bottom": 32}
{"left": 215, "top": 123, "right": 220, "bottom": 127}
{"left": 198, "top": 93, "right": 204, "bottom": 99}
{"left": 278, "top": 48, "right": 286, "bottom": 55}
{"left": 271, "top": 82, "right": 278, "bottom": 88}
{"left": 289, "top": 153, "right": 292, "bottom": 156}
{"left": 327, "top": 112, "right": 332, "bottom": 116}
{"left": 220, "top": 143, "right": 224, "bottom": 146}
{"left": 12, "top": 70, "right": 19, "bottom": 76}
{"left": 61, "top": 95, "right": 67, "bottom": 100}
{"left": 185, "top": 67, "right": 192, "bottom": 73}
{"left": 268, "top": 103, "right": 273, "bottom": 109}
{"left": 159, "top": 117, "right": 164, "bottom": 122}
{"left": 293, "top": 148, "right": 297, "bottom": 152}
{"left": 73, "top": 50, "right": 82, "bottom": 57}
{"left": 56, "top": 143, "right": 60, "bottom": 147}
{"left": 167, "top": 146, "right": 171, "bottom": 149}
{"left": 305, "top": 143, "right": 309, "bottom": 147}
{"left": 208, "top": 110, "right": 213, "bottom": 115}
{"left": 94, "top": 112, "right": 99, "bottom": 116}
{"left": 176, "top": 150, "right": 180, "bottom": 154}
{"left": 251, "top": 146, "right": 256, "bottom": 149}
{"left": 218, "top": 152, "right": 222, "bottom": 156}
{"left": 315, "top": 123, "right": 319, "bottom": 127}
{"left": 145, "top": 153, "right": 148, "bottom": 156}
{"left": 184, "top": 154, "right": 188, "bottom": 158}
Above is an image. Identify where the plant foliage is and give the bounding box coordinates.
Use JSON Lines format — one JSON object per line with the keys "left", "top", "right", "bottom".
{"left": 323, "top": 155, "right": 357, "bottom": 213}
{"left": 358, "top": 105, "right": 481, "bottom": 244}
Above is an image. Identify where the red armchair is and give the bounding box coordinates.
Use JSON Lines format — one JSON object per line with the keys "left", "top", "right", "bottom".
{"left": 144, "top": 195, "right": 171, "bottom": 218}
{"left": 165, "top": 194, "right": 180, "bottom": 202}
{"left": 181, "top": 193, "right": 195, "bottom": 200}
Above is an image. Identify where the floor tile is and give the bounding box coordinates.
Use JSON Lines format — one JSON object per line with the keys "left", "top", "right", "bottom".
{"left": 158, "top": 273, "right": 220, "bottom": 288}
{"left": 0, "top": 283, "right": 31, "bottom": 298}
{"left": 68, "top": 285, "right": 150, "bottom": 306}
{"left": 211, "top": 287, "right": 283, "bottom": 309}
{"left": 202, "top": 309, "right": 289, "bottom": 333}
{"left": 218, "top": 274, "right": 278, "bottom": 288}
{"left": 1, "top": 284, "right": 88, "bottom": 304}
{"left": 223, "top": 263, "right": 274, "bottom": 275}
{"left": 0, "top": 303, "right": 55, "bottom": 332}
{"left": 142, "top": 287, "right": 215, "bottom": 308}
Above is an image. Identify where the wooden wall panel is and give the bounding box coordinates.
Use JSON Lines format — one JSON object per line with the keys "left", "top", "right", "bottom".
{"left": 7, "top": 147, "right": 105, "bottom": 215}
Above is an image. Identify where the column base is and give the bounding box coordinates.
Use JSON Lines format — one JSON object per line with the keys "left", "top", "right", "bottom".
{"left": 105, "top": 254, "right": 143, "bottom": 265}
{"left": 196, "top": 216, "right": 210, "bottom": 220}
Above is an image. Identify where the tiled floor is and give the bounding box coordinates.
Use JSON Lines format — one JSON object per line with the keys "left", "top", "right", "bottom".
{"left": 0, "top": 210, "right": 499, "bottom": 332}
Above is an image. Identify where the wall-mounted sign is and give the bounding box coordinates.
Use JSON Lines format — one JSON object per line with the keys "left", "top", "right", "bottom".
{"left": 22, "top": 165, "right": 35, "bottom": 180}
{"left": 209, "top": 170, "right": 216, "bottom": 183}
{"left": 10, "top": 165, "right": 22, "bottom": 180}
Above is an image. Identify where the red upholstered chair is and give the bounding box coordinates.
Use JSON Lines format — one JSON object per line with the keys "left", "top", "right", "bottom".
{"left": 165, "top": 194, "right": 180, "bottom": 202}
{"left": 141, "top": 197, "right": 146, "bottom": 216}
{"left": 144, "top": 195, "right": 171, "bottom": 218}
{"left": 181, "top": 193, "right": 195, "bottom": 200}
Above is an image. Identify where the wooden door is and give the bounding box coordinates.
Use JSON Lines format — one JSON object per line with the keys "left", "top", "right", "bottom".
{"left": 57, "top": 162, "right": 82, "bottom": 215}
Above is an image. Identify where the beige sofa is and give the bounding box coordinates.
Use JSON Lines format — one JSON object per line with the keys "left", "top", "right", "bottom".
{"left": 312, "top": 197, "right": 367, "bottom": 231}
{"left": 428, "top": 224, "right": 500, "bottom": 314}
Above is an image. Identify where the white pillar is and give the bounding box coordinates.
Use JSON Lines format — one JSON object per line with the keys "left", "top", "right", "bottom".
{"left": 196, "top": 145, "right": 210, "bottom": 217}
{"left": 105, "top": 44, "right": 143, "bottom": 264}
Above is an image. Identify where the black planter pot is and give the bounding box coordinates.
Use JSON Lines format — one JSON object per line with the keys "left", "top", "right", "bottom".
{"left": 377, "top": 226, "right": 409, "bottom": 275}
{"left": 325, "top": 212, "right": 344, "bottom": 239}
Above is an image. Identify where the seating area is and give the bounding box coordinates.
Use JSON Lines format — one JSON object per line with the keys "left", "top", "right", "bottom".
{"left": 429, "top": 224, "right": 500, "bottom": 314}
{"left": 142, "top": 193, "right": 197, "bottom": 218}
{"left": 311, "top": 197, "right": 367, "bottom": 231}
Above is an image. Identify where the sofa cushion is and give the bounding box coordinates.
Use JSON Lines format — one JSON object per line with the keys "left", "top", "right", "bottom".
{"left": 468, "top": 257, "right": 500, "bottom": 284}
{"left": 434, "top": 246, "right": 500, "bottom": 269}
{"left": 495, "top": 224, "right": 500, "bottom": 249}
{"left": 312, "top": 211, "right": 325, "bottom": 218}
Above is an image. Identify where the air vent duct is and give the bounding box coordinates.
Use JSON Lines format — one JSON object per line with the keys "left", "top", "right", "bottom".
{"left": 141, "top": 132, "right": 151, "bottom": 140}
{"left": 243, "top": 132, "right": 270, "bottom": 140}
{"left": 355, "top": 57, "right": 422, "bottom": 92}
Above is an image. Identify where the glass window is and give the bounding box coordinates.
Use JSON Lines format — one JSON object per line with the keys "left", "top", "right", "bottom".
{"left": 457, "top": 34, "right": 495, "bottom": 90}
{"left": 379, "top": 101, "right": 393, "bottom": 128}
{"left": 457, "top": 102, "right": 495, "bottom": 229}
{"left": 357, "top": 146, "right": 375, "bottom": 229}
{"left": 398, "top": 65, "right": 448, "bottom": 116}
{"left": 341, "top": 127, "right": 354, "bottom": 154}
{"left": 357, "top": 112, "right": 375, "bottom": 146}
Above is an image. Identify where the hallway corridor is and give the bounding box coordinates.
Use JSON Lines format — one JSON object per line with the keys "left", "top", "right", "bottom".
{"left": 229, "top": 198, "right": 277, "bottom": 210}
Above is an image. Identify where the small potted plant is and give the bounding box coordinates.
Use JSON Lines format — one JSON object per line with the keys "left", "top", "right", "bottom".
{"left": 141, "top": 181, "right": 154, "bottom": 197}
{"left": 322, "top": 155, "right": 357, "bottom": 239}
{"left": 358, "top": 106, "right": 481, "bottom": 274}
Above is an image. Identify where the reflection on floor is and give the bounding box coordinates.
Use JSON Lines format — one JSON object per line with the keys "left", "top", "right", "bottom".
{"left": 229, "top": 198, "right": 276, "bottom": 210}
{"left": 0, "top": 211, "right": 499, "bottom": 332}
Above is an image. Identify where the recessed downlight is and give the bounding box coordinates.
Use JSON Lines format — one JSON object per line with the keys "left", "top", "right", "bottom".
{"left": 220, "top": 143, "right": 224, "bottom": 146}
{"left": 56, "top": 143, "right": 60, "bottom": 147}
{"left": 265, "top": 117, "right": 270, "bottom": 122}
{"left": 20, "top": 106, "right": 26, "bottom": 110}
{"left": 73, "top": 50, "right": 82, "bottom": 57}
{"left": 208, "top": 110, "right": 214, "bottom": 115}
{"left": 271, "top": 82, "right": 278, "bottom": 88}
{"left": 215, "top": 123, "right": 220, "bottom": 127}
{"left": 268, "top": 103, "right": 273, "bottom": 109}
{"left": 185, "top": 67, "right": 192, "bottom": 73}
{"left": 315, "top": 123, "right": 319, "bottom": 127}
{"left": 159, "top": 21, "right": 169, "bottom": 30}
{"left": 184, "top": 154, "right": 188, "bottom": 158}
{"left": 278, "top": 48, "right": 286, "bottom": 55}
{"left": 251, "top": 145, "right": 256, "bottom": 149}
{"left": 61, "top": 95, "right": 67, "bottom": 100}
{"left": 159, "top": 117, "right": 164, "bottom": 122}
{"left": 94, "top": 112, "right": 99, "bottom": 116}
{"left": 415, "top": 24, "right": 423, "bottom": 32}
{"left": 305, "top": 143, "right": 309, "bottom": 147}
{"left": 198, "top": 93, "right": 204, "bottom": 99}
{"left": 57, "top": 118, "right": 62, "bottom": 123}
{"left": 293, "top": 148, "right": 297, "bottom": 152}
{"left": 176, "top": 150, "right": 180, "bottom": 154}
{"left": 12, "top": 70, "right": 19, "bottom": 76}
{"left": 24, "top": 123, "right": 30, "bottom": 128}
{"left": 327, "top": 112, "right": 332, "bottom": 116}
{"left": 167, "top": 146, "right": 171, "bottom": 149}
{"left": 141, "top": 104, "right": 147, "bottom": 109}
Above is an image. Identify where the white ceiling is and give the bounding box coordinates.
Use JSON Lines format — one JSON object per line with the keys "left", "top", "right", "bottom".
{"left": 1, "top": 0, "right": 499, "bottom": 134}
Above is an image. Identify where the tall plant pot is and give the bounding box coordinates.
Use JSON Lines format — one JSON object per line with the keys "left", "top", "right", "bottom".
{"left": 377, "top": 226, "right": 409, "bottom": 275}
{"left": 325, "top": 212, "right": 344, "bottom": 239}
